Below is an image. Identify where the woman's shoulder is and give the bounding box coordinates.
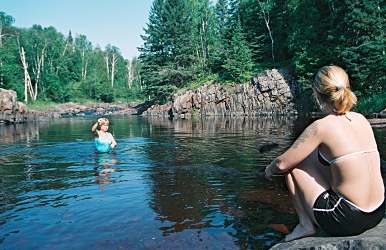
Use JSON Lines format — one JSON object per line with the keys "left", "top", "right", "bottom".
{"left": 348, "top": 111, "right": 367, "bottom": 120}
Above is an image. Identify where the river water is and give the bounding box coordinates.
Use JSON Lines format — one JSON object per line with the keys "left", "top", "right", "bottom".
{"left": 0, "top": 116, "right": 385, "bottom": 249}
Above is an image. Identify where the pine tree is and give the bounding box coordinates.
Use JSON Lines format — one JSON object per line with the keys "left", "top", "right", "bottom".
{"left": 209, "top": 0, "right": 231, "bottom": 74}
{"left": 335, "top": 0, "right": 386, "bottom": 94}
{"left": 222, "top": 18, "right": 253, "bottom": 81}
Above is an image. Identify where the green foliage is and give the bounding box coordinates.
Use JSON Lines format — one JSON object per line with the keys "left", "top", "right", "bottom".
{"left": 0, "top": 12, "right": 143, "bottom": 104}
{"left": 222, "top": 20, "right": 254, "bottom": 81}
{"left": 354, "top": 92, "right": 386, "bottom": 114}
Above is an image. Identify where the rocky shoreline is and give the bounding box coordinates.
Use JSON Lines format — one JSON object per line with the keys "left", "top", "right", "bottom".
{"left": 271, "top": 218, "right": 386, "bottom": 250}
{"left": 39, "top": 102, "right": 137, "bottom": 118}
{"left": 0, "top": 88, "right": 137, "bottom": 124}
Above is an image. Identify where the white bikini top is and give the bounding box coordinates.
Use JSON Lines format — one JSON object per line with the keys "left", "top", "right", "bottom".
{"left": 318, "top": 148, "right": 379, "bottom": 166}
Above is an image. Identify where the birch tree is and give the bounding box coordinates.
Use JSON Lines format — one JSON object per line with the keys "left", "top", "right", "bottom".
{"left": 257, "top": 0, "right": 275, "bottom": 64}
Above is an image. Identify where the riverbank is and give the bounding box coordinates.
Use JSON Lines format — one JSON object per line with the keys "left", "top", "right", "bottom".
{"left": 29, "top": 102, "right": 137, "bottom": 118}
{"left": 1, "top": 85, "right": 386, "bottom": 125}
{"left": 0, "top": 88, "right": 139, "bottom": 124}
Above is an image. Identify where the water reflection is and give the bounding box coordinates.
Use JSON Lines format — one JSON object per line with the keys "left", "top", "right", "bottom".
{"left": 0, "top": 122, "right": 40, "bottom": 143}
{"left": 94, "top": 152, "right": 118, "bottom": 190}
{"left": 142, "top": 116, "right": 298, "bottom": 248}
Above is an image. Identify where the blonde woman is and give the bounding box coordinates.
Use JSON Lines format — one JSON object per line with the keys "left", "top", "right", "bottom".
{"left": 91, "top": 118, "right": 117, "bottom": 153}
{"left": 265, "top": 65, "right": 385, "bottom": 241}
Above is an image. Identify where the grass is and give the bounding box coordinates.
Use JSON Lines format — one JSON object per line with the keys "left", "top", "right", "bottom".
{"left": 26, "top": 100, "right": 59, "bottom": 111}
{"left": 354, "top": 92, "right": 386, "bottom": 115}
{"left": 26, "top": 97, "right": 147, "bottom": 111}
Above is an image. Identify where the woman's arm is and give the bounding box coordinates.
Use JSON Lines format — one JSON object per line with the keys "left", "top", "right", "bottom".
{"left": 91, "top": 122, "right": 99, "bottom": 133}
{"left": 110, "top": 134, "right": 117, "bottom": 149}
{"left": 266, "top": 120, "right": 323, "bottom": 178}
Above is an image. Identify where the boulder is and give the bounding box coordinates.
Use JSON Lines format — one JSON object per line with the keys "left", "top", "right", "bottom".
{"left": 270, "top": 219, "right": 386, "bottom": 250}
{"left": 0, "top": 88, "right": 17, "bottom": 112}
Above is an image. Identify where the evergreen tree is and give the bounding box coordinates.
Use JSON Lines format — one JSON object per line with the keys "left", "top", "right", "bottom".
{"left": 335, "top": 0, "right": 386, "bottom": 94}
{"left": 209, "top": 0, "right": 230, "bottom": 73}
{"left": 222, "top": 18, "right": 254, "bottom": 81}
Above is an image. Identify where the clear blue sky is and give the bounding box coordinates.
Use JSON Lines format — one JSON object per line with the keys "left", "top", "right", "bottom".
{"left": 1, "top": 0, "right": 154, "bottom": 59}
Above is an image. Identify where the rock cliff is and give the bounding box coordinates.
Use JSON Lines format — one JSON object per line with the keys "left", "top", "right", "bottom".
{"left": 143, "top": 69, "right": 298, "bottom": 118}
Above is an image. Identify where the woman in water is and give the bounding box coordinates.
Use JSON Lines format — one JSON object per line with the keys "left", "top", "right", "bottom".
{"left": 91, "top": 118, "right": 117, "bottom": 153}
{"left": 265, "top": 65, "right": 385, "bottom": 241}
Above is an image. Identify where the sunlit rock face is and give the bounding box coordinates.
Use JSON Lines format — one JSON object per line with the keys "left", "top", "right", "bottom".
{"left": 0, "top": 88, "right": 36, "bottom": 123}
{"left": 143, "top": 68, "right": 299, "bottom": 118}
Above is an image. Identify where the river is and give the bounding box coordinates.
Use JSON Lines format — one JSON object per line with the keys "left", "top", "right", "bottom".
{"left": 0, "top": 116, "right": 385, "bottom": 249}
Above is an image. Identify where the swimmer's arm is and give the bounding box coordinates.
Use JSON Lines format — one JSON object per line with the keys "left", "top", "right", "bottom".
{"left": 91, "top": 122, "right": 101, "bottom": 136}
{"left": 91, "top": 122, "right": 99, "bottom": 133}
{"left": 110, "top": 135, "right": 117, "bottom": 149}
{"left": 268, "top": 121, "right": 322, "bottom": 175}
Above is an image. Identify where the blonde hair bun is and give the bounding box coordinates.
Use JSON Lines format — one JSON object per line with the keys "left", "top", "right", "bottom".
{"left": 313, "top": 65, "right": 357, "bottom": 115}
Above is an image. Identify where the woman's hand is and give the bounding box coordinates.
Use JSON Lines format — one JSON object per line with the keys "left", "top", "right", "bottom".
{"left": 265, "top": 164, "right": 274, "bottom": 181}
{"left": 265, "top": 159, "right": 278, "bottom": 181}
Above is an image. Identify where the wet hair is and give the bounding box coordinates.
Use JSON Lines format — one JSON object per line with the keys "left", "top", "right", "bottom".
{"left": 313, "top": 65, "right": 357, "bottom": 115}
{"left": 97, "top": 118, "right": 110, "bottom": 130}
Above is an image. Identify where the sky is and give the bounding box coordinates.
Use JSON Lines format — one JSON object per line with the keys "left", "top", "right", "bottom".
{"left": 1, "top": 0, "right": 154, "bottom": 59}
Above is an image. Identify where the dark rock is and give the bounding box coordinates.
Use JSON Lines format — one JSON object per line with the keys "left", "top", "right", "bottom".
{"left": 259, "top": 143, "right": 279, "bottom": 153}
{"left": 270, "top": 219, "right": 386, "bottom": 250}
{"left": 134, "top": 100, "right": 155, "bottom": 115}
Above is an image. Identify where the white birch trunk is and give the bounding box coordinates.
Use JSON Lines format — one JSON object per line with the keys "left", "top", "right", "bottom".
{"left": 32, "top": 43, "right": 46, "bottom": 101}
{"left": 81, "top": 50, "right": 89, "bottom": 80}
{"left": 111, "top": 54, "right": 117, "bottom": 88}
{"left": 258, "top": 1, "right": 275, "bottom": 64}
{"left": 19, "top": 46, "right": 35, "bottom": 103}
{"left": 0, "top": 24, "right": 4, "bottom": 85}
{"left": 127, "top": 59, "right": 133, "bottom": 89}
{"left": 84, "top": 59, "right": 88, "bottom": 79}
{"left": 105, "top": 56, "right": 110, "bottom": 80}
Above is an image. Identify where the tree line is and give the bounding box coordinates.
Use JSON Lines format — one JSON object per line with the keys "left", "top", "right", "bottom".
{"left": 139, "top": 0, "right": 385, "bottom": 105}
{"left": 0, "top": 11, "right": 142, "bottom": 103}
{"left": 1, "top": 0, "right": 385, "bottom": 109}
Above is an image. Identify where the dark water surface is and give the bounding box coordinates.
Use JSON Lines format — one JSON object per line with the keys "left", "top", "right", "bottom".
{"left": 1, "top": 116, "right": 385, "bottom": 250}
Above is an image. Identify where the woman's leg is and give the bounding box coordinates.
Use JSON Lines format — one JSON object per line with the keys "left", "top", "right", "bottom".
{"left": 284, "top": 149, "right": 331, "bottom": 241}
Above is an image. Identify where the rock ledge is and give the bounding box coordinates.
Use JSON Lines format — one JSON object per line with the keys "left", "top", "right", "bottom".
{"left": 271, "top": 219, "right": 386, "bottom": 249}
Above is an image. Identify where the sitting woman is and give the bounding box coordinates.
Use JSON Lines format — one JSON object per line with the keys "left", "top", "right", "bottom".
{"left": 265, "top": 65, "right": 385, "bottom": 241}
{"left": 91, "top": 118, "right": 117, "bottom": 153}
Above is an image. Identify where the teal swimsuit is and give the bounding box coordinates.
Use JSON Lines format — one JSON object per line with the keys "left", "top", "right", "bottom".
{"left": 95, "top": 137, "right": 112, "bottom": 153}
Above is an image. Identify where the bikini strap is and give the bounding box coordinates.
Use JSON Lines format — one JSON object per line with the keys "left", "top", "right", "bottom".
{"left": 330, "top": 149, "right": 379, "bottom": 165}
{"left": 318, "top": 148, "right": 332, "bottom": 166}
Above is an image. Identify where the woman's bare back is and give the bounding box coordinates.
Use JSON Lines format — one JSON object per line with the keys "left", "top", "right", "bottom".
{"left": 319, "top": 112, "right": 384, "bottom": 211}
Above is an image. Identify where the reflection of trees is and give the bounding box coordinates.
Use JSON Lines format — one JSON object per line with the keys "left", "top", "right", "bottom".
{"left": 143, "top": 116, "right": 299, "bottom": 247}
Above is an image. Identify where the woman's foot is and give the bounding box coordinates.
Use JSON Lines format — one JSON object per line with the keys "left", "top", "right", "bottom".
{"left": 284, "top": 223, "right": 316, "bottom": 242}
